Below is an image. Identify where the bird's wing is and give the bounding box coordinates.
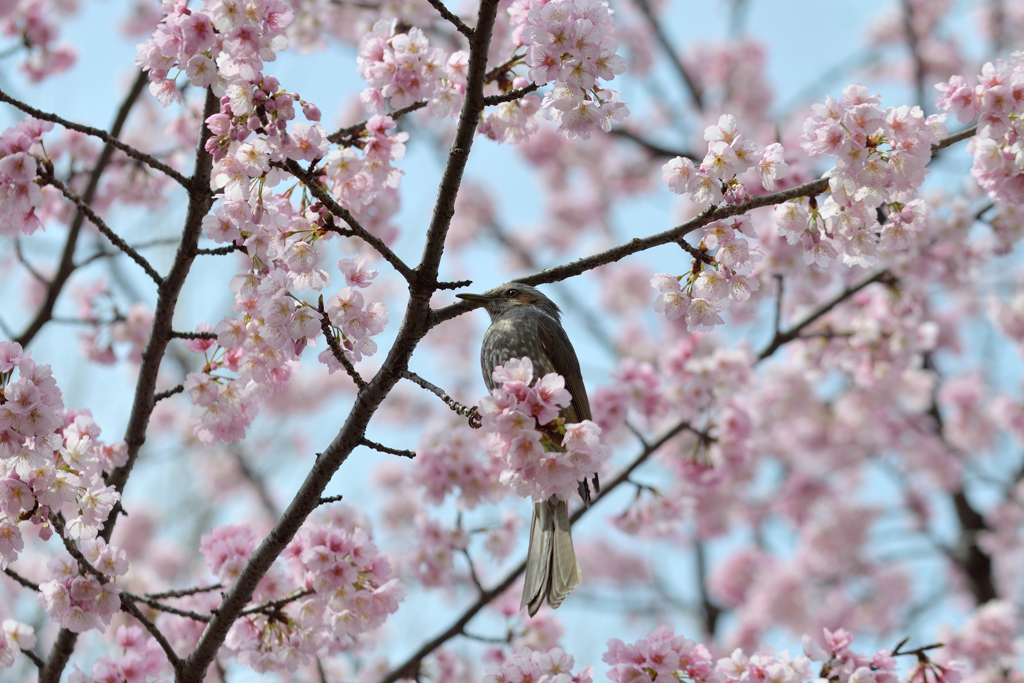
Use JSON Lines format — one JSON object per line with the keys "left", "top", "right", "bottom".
{"left": 535, "top": 313, "right": 591, "bottom": 423}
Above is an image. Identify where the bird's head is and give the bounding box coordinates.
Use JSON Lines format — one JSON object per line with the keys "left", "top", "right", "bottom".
{"left": 456, "top": 282, "right": 561, "bottom": 322}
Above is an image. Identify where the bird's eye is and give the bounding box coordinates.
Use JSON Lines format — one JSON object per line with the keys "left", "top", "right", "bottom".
{"left": 506, "top": 288, "right": 519, "bottom": 297}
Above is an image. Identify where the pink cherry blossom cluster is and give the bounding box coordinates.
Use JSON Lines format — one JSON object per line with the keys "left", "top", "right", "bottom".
{"left": 508, "top": 0, "right": 629, "bottom": 139}
{"left": 989, "top": 284, "right": 1024, "bottom": 346}
{"left": 683, "top": 39, "right": 773, "bottom": 127}
{"left": 321, "top": 114, "right": 409, "bottom": 216}
{"left": 478, "top": 76, "right": 543, "bottom": 144}
{"left": 479, "top": 357, "right": 608, "bottom": 503}
{"left": 284, "top": 518, "right": 402, "bottom": 642}
{"left": 605, "top": 626, "right": 964, "bottom": 683}
{"left": 790, "top": 85, "right": 948, "bottom": 267}
{"left": 0, "top": 116, "right": 51, "bottom": 237}
{"left": 407, "top": 515, "right": 469, "bottom": 588}
{"left": 483, "top": 646, "right": 593, "bottom": 683}
{"left": 1, "top": 343, "right": 126, "bottom": 566}
{"left": 357, "top": 19, "right": 468, "bottom": 117}
{"left": 38, "top": 539, "right": 127, "bottom": 633}
{"left": 182, "top": 253, "right": 385, "bottom": 444}
{"left": 604, "top": 625, "right": 716, "bottom": 683}
{"left": 799, "top": 281, "right": 939, "bottom": 391}
{"left": 936, "top": 56, "right": 1024, "bottom": 207}
{"left": 414, "top": 424, "right": 505, "bottom": 508}
{"left": 1, "top": 0, "right": 77, "bottom": 81}
{"left": 198, "top": 522, "right": 256, "bottom": 584}
{"left": 205, "top": 75, "right": 330, "bottom": 203}
{"left": 75, "top": 285, "right": 155, "bottom": 365}
{"left": 650, "top": 216, "right": 762, "bottom": 331}
{"left": 196, "top": 509, "right": 402, "bottom": 673}
{"left": 135, "top": 0, "right": 293, "bottom": 106}
{"left": 937, "top": 600, "right": 1020, "bottom": 674}
{"left": 319, "top": 255, "right": 389, "bottom": 366}
{"left": 663, "top": 115, "right": 790, "bottom": 207}
{"left": 0, "top": 619, "right": 35, "bottom": 669}
{"left": 588, "top": 359, "right": 665, "bottom": 437}
{"left": 183, "top": 269, "right": 321, "bottom": 444}
{"left": 79, "top": 625, "right": 171, "bottom": 682}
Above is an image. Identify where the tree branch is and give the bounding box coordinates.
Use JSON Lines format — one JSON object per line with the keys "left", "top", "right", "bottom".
{"left": 432, "top": 177, "right": 834, "bottom": 327}
{"left": 35, "top": 70, "right": 152, "bottom": 683}
{"left": 756, "top": 269, "right": 892, "bottom": 361}
{"left": 608, "top": 127, "right": 696, "bottom": 160}
{"left": 630, "top": 0, "right": 703, "bottom": 112}
{"left": 0, "top": 78, "right": 190, "bottom": 187}
{"left": 900, "top": 0, "right": 927, "bottom": 110}
{"left": 360, "top": 437, "right": 417, "bottom": 458}
{"left": 426, "top": 0, "right": 473, "bottom": 38}
{"left": 3, "top": 567, "right": 40, "bottom": 591}
{"left": 482, "top": 82, "right": 540, "bottom": 106}
{"left": 174, "top": 0, "right": 503, "bottom": 678}
{"left": 16, "top": 70, "right": 149, "bottom": 350}
{"left": 401, "top": 369, "right": 481, "bottom": 427}
{"left": 40, "top": 172, "right": 163, "bottom": 285}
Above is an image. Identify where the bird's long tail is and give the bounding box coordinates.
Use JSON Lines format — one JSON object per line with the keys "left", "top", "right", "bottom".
{"left": 522, "top": 496, "right": 581, "bottom": 616}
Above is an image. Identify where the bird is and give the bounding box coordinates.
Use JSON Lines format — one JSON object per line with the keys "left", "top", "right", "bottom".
{"left": 457, "top": 281, "right": 598, "bottom": 616}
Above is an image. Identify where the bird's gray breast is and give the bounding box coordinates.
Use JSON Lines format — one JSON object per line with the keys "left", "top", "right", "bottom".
{"left": 480, "top": 314, "right": 557, "bottom": 390}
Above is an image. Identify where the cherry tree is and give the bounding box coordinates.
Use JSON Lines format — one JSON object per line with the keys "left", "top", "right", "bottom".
{"left": 0, "top": 0, "right": 1022, "bottom": 681}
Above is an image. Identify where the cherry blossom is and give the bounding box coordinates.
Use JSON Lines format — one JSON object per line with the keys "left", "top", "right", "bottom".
{"left": 480, "top": 357, "right": 608, "bottom": 503}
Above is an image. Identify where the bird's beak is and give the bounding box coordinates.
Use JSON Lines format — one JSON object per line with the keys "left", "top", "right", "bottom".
{"left": 456, "top": 293, "right": 491, "bottom": 306}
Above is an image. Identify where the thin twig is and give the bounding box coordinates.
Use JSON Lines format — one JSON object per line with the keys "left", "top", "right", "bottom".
{"left": 431, "top": 177, "right": 833, "bottom": 328}
{"left": 231, "top": 445, "right": 281, "bottom": 518}
{"left": 144, "top": 583, "right": 223, "bottom": 600}
{"left": 170, "top": 330, "right": 217, "bottom": 340}
{"left": 125, "top": 593, "right": 213, "bottom": 622}
{"left": 317, "top": 296, "right": 368, "bottom": 390}
{"left": 757, "top": 269, "right": 892, "bottom": 361}
{"left": 485, "top": 54, "right": 525, "bottom": 82}
{"left": 196, "top": 243, "right": 246, "bottom": 255}
{"left": 154, "top": 384, "right": 185, "bottom": 402}
{"left": 482, "top": 220, "right": 619, "bottom": 356}
{"left": 678, "top": 238, "right": 715, "bottom": 266}
{"left": 608, "top": 128, "right": 695, "bottom": 160}
{"left": 41, "top": 173, "right": 163, "bottom": 285}
{"left": 360, "top": 437, "right": 416, "bottom": 459}
{"left": 934, "top": 124, "right": 977, "bottom": 151}
{"left": 693, "top": 541, "right": 721, "bottom": 638}
{"left": 14, "top": 237, "right": 47, "bottom": 283}
{"left": 901, "top": 0, "right": 927, "bottom": 110}
{"left": 284, "top": 159, "right": 414, "bottom": 281}
{"left": 329, "top": 52, "right": 524, "bottom": 145}
{"left": 328, "top": 100, "right": 430, "bottom": 144}
{"left": 21, "top": 649, "right": 45, "bottom": 670}
{"left": 631, "top": 0, "right": 703, "bottom": 111}
{"left": 118, "top": 597, "right": 187, "bottom": 667}
{"left": 16, "top": 71, "right": 149, "bottom": 351}
{"left": 482, "top": 83, "right": 540, "bottom": 106}
{"left": 460, "top": 547, "right": 484, "bottom": 593}
{"left": 401, "top": 370, "right": 481, "bottom": 427}
{"left": 76, "top": 237, "right": 182, "bottom": 267}
{"left": 238, "top": 588, "right": 315, "bottom": 617}
{"left": 50, "top": 516, "right": 184, "bottom": 667}
{"left": 426, "top": 0, "right": 473, "bottom": 38}
{"left": 437, "top": 279, "right": 473, "bottom": 290}
{"left": 772, "top": 274, "right": 784, "bottom": 337}
{"left": 3, "top": 567, "right": 40, "bottom": 591}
